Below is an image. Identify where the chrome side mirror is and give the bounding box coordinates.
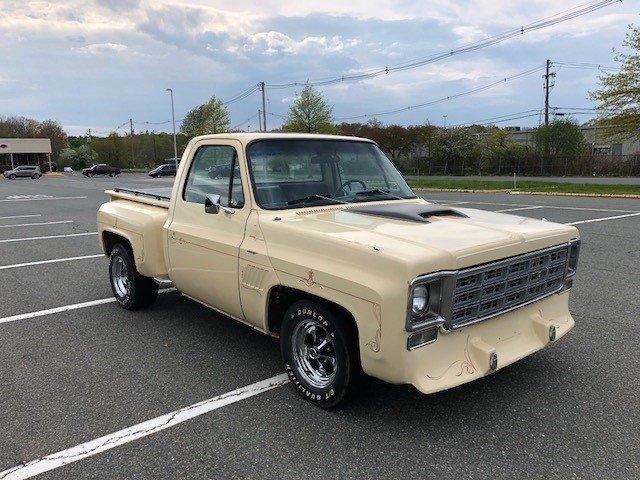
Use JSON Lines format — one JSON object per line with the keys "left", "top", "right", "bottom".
{"left": 205, "top": 193, "right": 222, "bottom": 214}
{"left": 204, "top": 193, "right": 235, "bottom": 215}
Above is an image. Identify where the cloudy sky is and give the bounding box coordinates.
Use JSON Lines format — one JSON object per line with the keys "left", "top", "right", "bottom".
{"left": 0, "top": 0, "right": 636, "bottom": 136}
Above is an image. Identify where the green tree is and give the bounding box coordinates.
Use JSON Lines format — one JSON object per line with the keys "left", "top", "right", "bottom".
{"left": 282, "top": 85, "right": 337, "bottom": 133}
{"left": 180, "top": 96, "right": 230, "bottom": 137}
{"left": 533, "top": 120, "right": 586, "bottom": 158}
{"left": 533, "top": 119, "right": 587, "bottom": 174}
{"left": 590, "top": 25, "right": 640, "bottom": 139}
{"left": 432, "top": 128, "right": 479, "bottom": 175}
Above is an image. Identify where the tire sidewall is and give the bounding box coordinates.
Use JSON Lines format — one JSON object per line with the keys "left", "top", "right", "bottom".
{"left": 281, "top": 301, "right": 352, "bottom": 408}
{"left": 109, "top": 245, "right": 136, "bottom": 309}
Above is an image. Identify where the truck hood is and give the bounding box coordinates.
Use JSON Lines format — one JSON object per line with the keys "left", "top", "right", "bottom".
{"left": 277, "top": 200, "right": 578, "bottom": 271}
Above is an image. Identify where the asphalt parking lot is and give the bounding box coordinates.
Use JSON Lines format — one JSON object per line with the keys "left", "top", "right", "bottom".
{"left": 1, "top": 173, "right": 638, "bottom": 479}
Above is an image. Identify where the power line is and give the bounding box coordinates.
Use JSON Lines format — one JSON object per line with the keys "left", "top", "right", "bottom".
{"left": 230, "top": 113, "right": 260, "bottom": 131}
{"left": 334, "top": 64, "right": 545, "bottom": 121}
{"left": 265, "top": 0, "right": 621, "bottom": 89}
{"left": 553, "top": 61, "right": 620, "bottom": 71}
{"left": 452, "top": 109, "right": 543, "bottom": 127}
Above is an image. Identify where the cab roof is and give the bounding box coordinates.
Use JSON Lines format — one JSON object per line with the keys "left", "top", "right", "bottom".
{"left": 188, "top": 132, "right": 375, "bottom": 146}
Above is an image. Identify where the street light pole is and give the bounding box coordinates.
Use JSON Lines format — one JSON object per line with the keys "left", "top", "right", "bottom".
{"left": 166, "top": 88, "right": 178, "bottom": 170}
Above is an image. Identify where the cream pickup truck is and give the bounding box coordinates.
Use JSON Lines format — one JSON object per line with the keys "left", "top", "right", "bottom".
{"left": 98, "top": 133, "right": 580, "bottom": 407}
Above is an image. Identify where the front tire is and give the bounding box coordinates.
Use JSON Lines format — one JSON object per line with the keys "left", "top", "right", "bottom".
{"left": 109, "top": 243, "right": 158, "bottom": 310}
{"left": 281, "top": 300, "right": 358, "bottom": 408}
{"left": 9, "top": 174, "right": 16, "bottom": 180}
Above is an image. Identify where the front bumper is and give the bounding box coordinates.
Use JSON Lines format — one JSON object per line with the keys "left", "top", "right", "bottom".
{"left": 402, "top": 292, "right": 574, "bottom": 394}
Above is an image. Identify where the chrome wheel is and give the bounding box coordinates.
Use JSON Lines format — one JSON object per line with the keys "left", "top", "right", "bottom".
{"left": 111, "top": 255, "right": 130, "bottom": 298}
{"left": 291, "top": 318, "right": 337, "bottom": 388}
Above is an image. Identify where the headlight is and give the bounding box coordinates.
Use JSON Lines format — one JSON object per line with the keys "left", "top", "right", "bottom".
{"left": 411, "top": 284, "right": 429, "bottom": 316}
{"left": 406, "top": 275, "right": 450, "bottom": 332}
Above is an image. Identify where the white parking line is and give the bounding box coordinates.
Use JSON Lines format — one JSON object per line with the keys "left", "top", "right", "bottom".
{"left": 0, "top": 374, "right": 289, "bottom": 480}
{"left": 0, "top": 288, "right": 175, "bottom": 325}
{"left": 494, "top": 206, "right": 545, "bottom": 213}
{"left": 0, "top": 196, "right": 87, "bottom": 202}
{"left": 0, "top": 220, "right": 73, "bottom": 229}
{"left": 0, "top": 214, "right": 42, "bottom": 220}
{"left": 566, "top": 212, "right": 640, "bottom": 225}
{"left": 0, "top": 232, "right": 97, "bottom": 244}
{"left": 0, "top": 254, "right": 103, "bottom": 271}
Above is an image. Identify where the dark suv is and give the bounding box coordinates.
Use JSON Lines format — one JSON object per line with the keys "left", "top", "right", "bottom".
{"left": 149, "top": 163, "right": 177, "bottom": 178}
{"left": 82, "top": 164, "right": 121, "bottom": 177}
{"left": 3, "top": 165, "right": 42, "bottom": 179}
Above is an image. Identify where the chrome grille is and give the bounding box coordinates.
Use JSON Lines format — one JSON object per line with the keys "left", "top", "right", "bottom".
{"left": 449, "top": 244, "right": 569, "bottom": 329}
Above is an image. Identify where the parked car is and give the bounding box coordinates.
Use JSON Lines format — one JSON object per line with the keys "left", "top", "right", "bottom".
{"left": 98, "top": 133, "right": 580, "bottom": 408}
{"left": 63, "top": 166, "right": 74, "bottom": 173}
{"left": 3, "top": 165, "right": 42, "bottom": 179}
{"left": 149, "top": 163, "right": 177, "bottom": 178}
{"left": 82, "top": 164, "right": 121, "bottom": 177}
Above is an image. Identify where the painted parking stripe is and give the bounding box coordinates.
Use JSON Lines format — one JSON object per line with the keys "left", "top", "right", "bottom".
{"left": 0, "top": 288, "right": 175, "bottom": 325}
{"left": 566, "top": 212, "right": 640, "bottom": 225}
{"left": 494, "top": 206, "right": 545, "bottom": 213}
{"left": 0, "top": 232, "right": 97, "bottom": 244}
{"left": 0, "top": 374, "right": 289, "bottom": 480}
{"left": 0, "top": 196, "right": 87, "bottom": 202}
{"left": 0, "top": 254, "right": 104, "bottom": 271}
{"left": 0, "top": 220, "right": 73, "bottom": 229}
{"left": 0, "top": 214, "right": 42, "bottom": 220}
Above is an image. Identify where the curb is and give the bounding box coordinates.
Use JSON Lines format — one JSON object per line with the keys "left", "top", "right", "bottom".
{"left": 412, "top": 187, "right": 640, "bottom": 199}
{"left": 509, "top": 190, "right": 640, "bottom": 199}
{"left": 413, "top": 187, "right": 512, "bottom": 194}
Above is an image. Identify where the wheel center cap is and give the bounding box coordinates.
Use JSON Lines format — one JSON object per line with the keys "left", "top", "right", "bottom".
{"left": 307, "top": 347, "right": 320, "bottom": 360}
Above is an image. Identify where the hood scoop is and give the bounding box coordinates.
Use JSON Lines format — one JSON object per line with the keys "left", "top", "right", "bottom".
{"left": 349, "top": 203, "right": 467, "bottom": 223}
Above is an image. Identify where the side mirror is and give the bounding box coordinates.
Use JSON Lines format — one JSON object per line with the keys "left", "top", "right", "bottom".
{"left": 205, "top": 194, "right": 222, "bottom": 214}
{"left": 204, "top": 193, "right": 235, "bottom": 215}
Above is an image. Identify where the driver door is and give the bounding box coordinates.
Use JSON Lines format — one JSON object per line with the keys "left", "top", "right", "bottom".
{"left": 166, "top": 140, "right": 249, "bottom": 320}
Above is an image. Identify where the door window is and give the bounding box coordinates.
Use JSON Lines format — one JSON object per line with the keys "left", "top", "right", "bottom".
{"left": 183, "top": 145, "right": 244, "bottom": 208}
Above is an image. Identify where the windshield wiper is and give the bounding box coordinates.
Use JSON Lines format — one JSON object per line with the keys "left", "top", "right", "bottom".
{"left": 286, "top": 194, "right": 347, "bottom": 206}
{"left": 354, "top": 188, "right": 406, "bottom": 200}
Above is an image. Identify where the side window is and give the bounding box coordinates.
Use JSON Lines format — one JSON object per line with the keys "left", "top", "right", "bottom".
{"left": 183, "top": 145, "right": 244, "bottom": 208}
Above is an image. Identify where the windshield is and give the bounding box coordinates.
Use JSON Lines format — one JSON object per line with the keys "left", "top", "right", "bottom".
{"left": 247, "top": 139, "right": 415, "bottom": 210}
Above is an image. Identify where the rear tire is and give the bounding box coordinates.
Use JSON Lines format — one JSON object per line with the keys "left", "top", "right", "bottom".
{"left": 109, "top": 243, "right": 158, "bottom": 310}
{"left": 32, "top": 174, "right": 40, "bottom": 179}
{"left": 280, "top": 300, "right": 358, "bottom": 408}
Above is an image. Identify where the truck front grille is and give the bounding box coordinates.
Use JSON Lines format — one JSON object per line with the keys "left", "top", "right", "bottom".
{"left": 449, "top": 244, "right": 569, "bottom": 329}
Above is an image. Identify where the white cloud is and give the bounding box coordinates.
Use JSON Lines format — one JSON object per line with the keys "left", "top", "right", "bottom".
{"left": 73, "top": 42, "right": 128, "bottom": 54}
{"left": 243, "top": 32, "right": 360, "bottom": 55}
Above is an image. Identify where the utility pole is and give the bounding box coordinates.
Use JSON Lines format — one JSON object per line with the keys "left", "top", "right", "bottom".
{"left": 166, "top": 88, "right": 178, "bottom": 170}
{"left": 260, "top": 82, "right": 267, "bottom": 132}
{"left": 129, "top": 118, "right": 135, "bottom": 166}
{"left": 542, "top": 59, "right": 556, "bottom": 175}
{"left": 543, "top": 59, "right": 555, "bottom": 126}
{"left": 258, "top": 109, "right": 263, "bottom": 132}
